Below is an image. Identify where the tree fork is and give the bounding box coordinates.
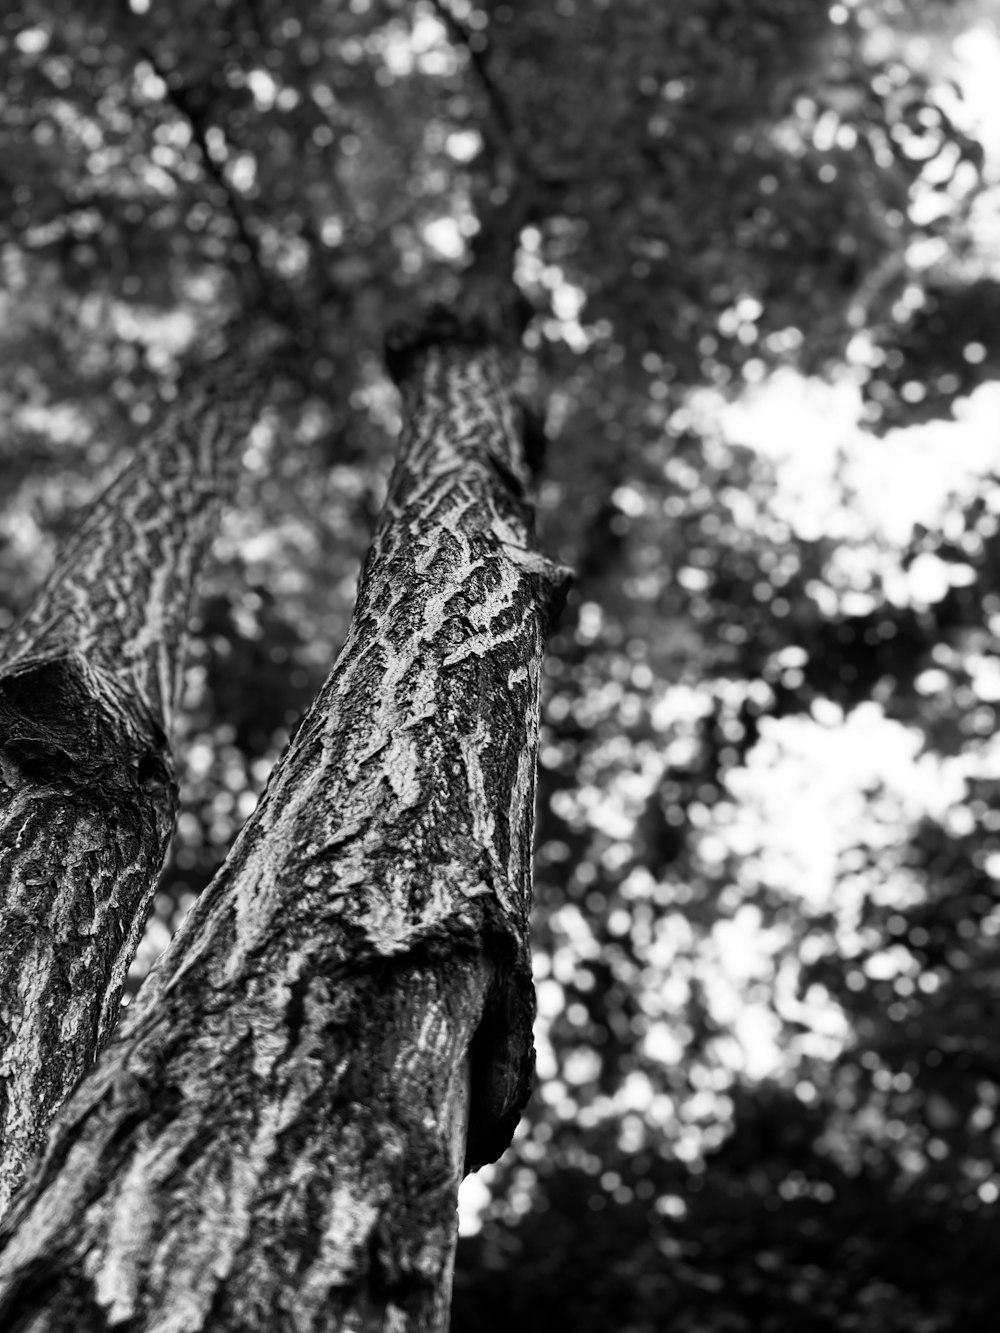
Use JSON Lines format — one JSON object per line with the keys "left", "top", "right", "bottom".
{"left": 0, "top": 343, "right": 275, "bottom": 1215}
{"left": 0, "top": 308, "right": 570, "bottom": 1330}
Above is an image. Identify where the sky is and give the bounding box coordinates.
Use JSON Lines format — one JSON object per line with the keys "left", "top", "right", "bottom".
{"left": 665, "top": 8, "right": 1000, "bottom": 1094}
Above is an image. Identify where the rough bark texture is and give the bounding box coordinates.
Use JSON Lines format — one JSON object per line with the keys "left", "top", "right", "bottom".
{"left": 0, "top": 348, "right": 272, "bottom": 1215}
{"left": 0, "top": 313, "right": 569, "bottom": 1331}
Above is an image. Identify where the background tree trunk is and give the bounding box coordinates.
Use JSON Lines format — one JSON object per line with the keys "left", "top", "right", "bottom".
{"left": 0, "top": 346, "right": 273, "bottom": 1215}
{"left": 0, "top": 312, "right": 568, "bottom": 1332}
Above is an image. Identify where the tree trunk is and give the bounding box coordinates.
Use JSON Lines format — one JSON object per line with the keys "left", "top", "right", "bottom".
{"left": 0, "top": 311, "right": 569, "bottom": 1331}
{"left": 0, "top": 347, "right": 273, "bottom": 1215}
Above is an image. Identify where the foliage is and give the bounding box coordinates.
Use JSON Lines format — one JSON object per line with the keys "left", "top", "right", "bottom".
{"left": 2, "top": 0, "right": 999, "bottom": 1325}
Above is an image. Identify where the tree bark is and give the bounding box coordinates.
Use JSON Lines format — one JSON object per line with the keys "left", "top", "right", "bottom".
{"left": 0, "top": 347, "right": 273, "bottom": 1215}
{"left": 0, "top": 311, "right": 569, "bottom": 1331}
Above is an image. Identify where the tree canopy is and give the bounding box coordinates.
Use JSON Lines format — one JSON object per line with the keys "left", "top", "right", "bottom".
{"left": 2, "top": 0, "right": 1000, "bottom": 1328}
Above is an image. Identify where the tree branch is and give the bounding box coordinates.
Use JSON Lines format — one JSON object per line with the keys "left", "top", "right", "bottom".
{"left": 134, "top": 41, "right": 277, "bottom": 317}
{"left": 0, "top": 342, "right": 277, "bottom": 1216}
{"left": 426, "top": 0, "right": 523, "bottom": 169}
{"left": 425, "top": 0, "right": 546, "bottom": 283}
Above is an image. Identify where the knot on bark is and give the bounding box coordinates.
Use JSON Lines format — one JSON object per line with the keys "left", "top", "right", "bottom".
{"left": 465, "top": 951, "right": 536, "bottom": 1172}
{"left": 0, "top": 657, "right": 173, "bottom": 798}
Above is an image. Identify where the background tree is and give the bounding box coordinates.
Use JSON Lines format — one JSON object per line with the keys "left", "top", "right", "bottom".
{"left": 1, "top": 0, "right": 999, "bottom": 1328}
{"left": 0, "top": 340, "right": 277, "bottom": 1214}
